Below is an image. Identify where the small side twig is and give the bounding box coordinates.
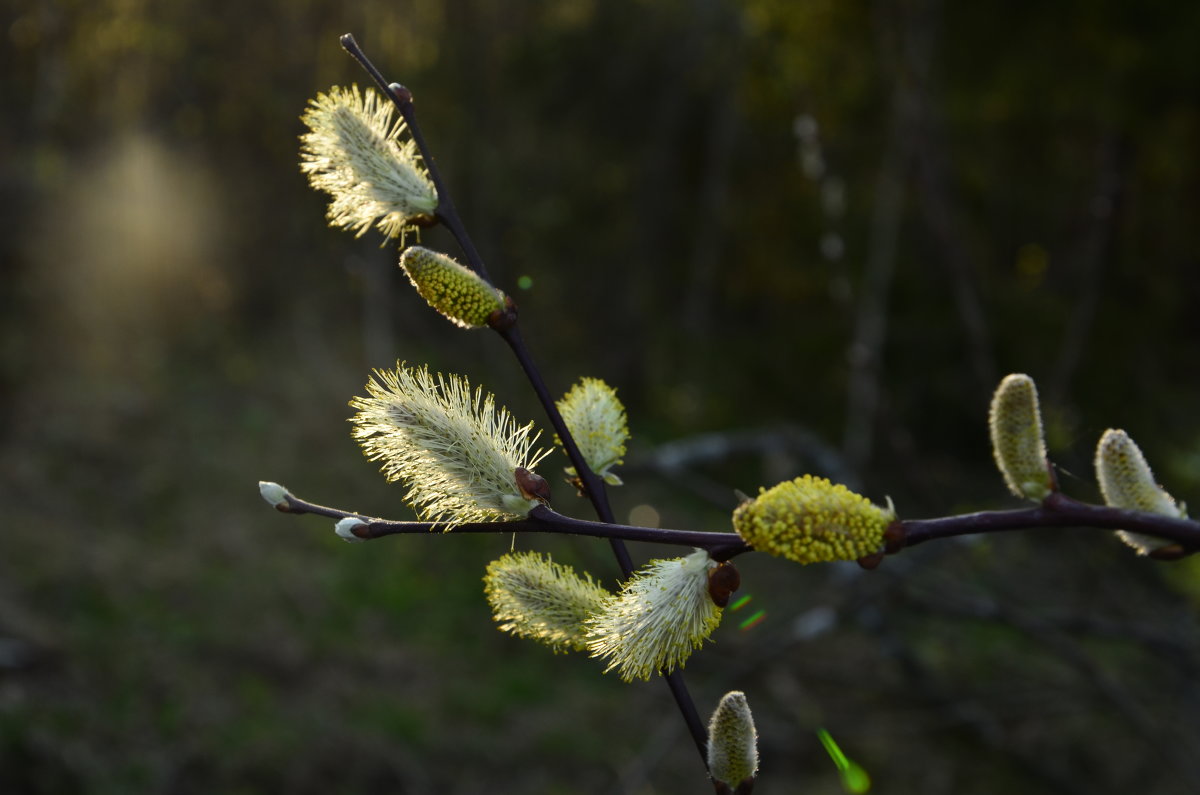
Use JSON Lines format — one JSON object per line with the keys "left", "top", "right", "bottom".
{"left": 275, "top": 488, "right": 1200, "bottom": 561}
{"left": 275, "top": 491, "right": 749, "bottom": 559}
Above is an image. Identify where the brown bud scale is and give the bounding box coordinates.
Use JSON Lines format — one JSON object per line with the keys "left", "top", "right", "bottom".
{"left": 707, "top": 561, "right": 741, "bottom": 607}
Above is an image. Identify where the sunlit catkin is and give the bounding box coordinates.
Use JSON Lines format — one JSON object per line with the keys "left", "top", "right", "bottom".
{"left": 400, "top": 246, "right": 506, "bottom": 329}
{"left": 300, "top": 85, "right": 437, "bottom": 239}
{"left": 586, "top": 550, "right": 722, "bottom": 682}
{"left": 349, "top": 363, "right": 551, "bottom": 528}
{"left": 555, "top": 377, "right": 629, "bottom": 485}
{"left": 732, "top": 475, "right": 893, "bottom": 565}
{"left": 484, "top": 551, "right": 612, "bottom": 654}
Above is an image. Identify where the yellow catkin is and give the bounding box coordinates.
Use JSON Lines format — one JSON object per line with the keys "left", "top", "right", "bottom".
{"left": 484, "top": 551, "right": 612, "bottom": 653}
{"left": 555, "top": 377, "right": 629, "bottom": 483}
{"left": 732, "top": 475, "right": 893, "bottom": 564}
{"left": 299, "top": 85, "right": 437, "bottom": 239}
{"left": 400, "top": 246, "right": 506, "bottom": 329}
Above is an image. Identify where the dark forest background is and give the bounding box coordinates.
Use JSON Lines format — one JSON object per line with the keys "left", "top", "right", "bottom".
{"left": 3, "top": 1, "right": 1200, "bottom": 792}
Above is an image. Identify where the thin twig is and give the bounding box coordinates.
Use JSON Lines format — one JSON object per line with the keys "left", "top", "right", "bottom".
{"left": 276, "top": 491, "right": 747, "bottom": 556}
{"left": 275, "top": 487, "right": 1200, "bottom": 559}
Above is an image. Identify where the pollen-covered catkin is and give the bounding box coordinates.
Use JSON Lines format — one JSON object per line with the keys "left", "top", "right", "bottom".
{"left": 732, "top": 475, "right": 893, "bottom": 564}
{"left": 585, "top": 550, "right": 722, "bottom": 681}
{"left": 400, "top": 246, "right": 506, "bottom": 329}
{"left": 555, "top": 377, "right": 629, "bottom": 484}
{"left": 348, "top": 363, "right": 550, "bottom": 527}
{"left": 299, "top": 85, "right": 437, "bottom": 239}
{"left": 484, "top": 552, "right": 612, "bottom": 653}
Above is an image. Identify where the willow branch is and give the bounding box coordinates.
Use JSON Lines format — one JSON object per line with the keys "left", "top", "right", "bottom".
{"left": 895, "top": 492, "right": 1200, "bottom": 558}
{"left": 337, "top": 32, "right": 710, "bottom": 765}
{"left": 274, "top": 485, "right": 1200, "bottom": 562}
{"left": 273, "top": 491, "right": 746, "bottom": 556}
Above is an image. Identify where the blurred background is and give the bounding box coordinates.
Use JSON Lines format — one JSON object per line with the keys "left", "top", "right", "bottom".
{"left": 4, "top": 0, "right": 1200, "bottom": 792}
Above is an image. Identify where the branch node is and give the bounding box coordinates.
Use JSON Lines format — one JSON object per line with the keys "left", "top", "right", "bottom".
{"left": 856, "top": 552, "right": 885, "bottom": 570}
{"left": 387, "top": 82, "right": 414, "bottom": 104}
{"left": 883, "top": 521, "right": 906, "bottom": 553}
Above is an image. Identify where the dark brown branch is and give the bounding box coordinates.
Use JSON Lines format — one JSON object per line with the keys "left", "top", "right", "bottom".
{"left": 275, "top": 491, "right": 748, "bottom": 558}
{"left": 275, "top": 486, "right": 1200, "bottom": 561}
{"left": 896, "top": 492, "right": 1200, "bottom": 557}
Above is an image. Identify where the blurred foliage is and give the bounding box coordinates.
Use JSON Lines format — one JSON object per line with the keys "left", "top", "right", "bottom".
{"left": 3, "top": 0, "right": 1200, "bottom": 792}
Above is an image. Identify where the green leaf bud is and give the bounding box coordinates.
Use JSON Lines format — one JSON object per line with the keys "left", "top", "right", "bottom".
{"left": 586, "top": 550, "right": 723, "bottom": 682}
{"left": 732, "top": 475, "right": 894, "bottom": 565}
{"left": 988, "top": 373, "right": 1054, "bottom": 501}
{"left": 1095, "top": 428, "right": 1187, "bottom": 555}
{"left": 707, "top": 691, "right": 758, "bottom": 794}
{"left": 484, "top": 551, "right": 612, "bottom": 654}
{"left": 399, "top": 246, "right": 507, "bottom": 329}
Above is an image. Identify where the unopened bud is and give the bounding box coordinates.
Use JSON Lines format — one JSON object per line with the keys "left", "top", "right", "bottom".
{"left": 1095, "top": 428, "right": 1187, "bottom": 554}
{"left": 400, "top": 246, "right": 506, "bottom": 329}
{"left": 334, "top": 517, "right": 369, "bottom": 543}
{"left": 732, "top": 475, "right": 893, "bottom": 565}
{"left": 707, "top": 691, "right": 758, "bottom": 794}
{"left": 258, "top": 481, "right": 290, "bottom": 510}
{"left": 989, "top": 373, "right": 1054, "bottom": 501}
